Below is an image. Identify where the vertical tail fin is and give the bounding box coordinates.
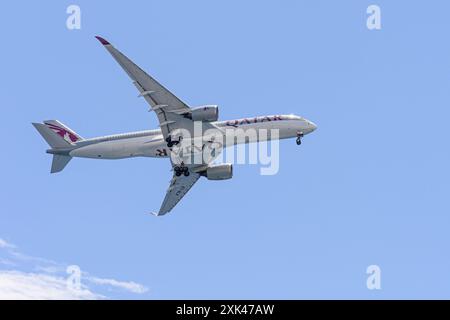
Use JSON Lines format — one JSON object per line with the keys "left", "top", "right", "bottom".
{"left": 42, "top": 120, "right": 83, "bottom": 144}
{"left": 32, "top": 123, "right": 71, "bottom": 148}
{"left": 32, "top": 120, "right": 83, "bottom": 148}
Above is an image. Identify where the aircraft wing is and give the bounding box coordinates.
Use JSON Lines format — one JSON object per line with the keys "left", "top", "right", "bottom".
{"left": 95, "top": 36, "right": 217, "bottom": 140}
{"left": 154, "top": 139, "right": 223, "bottom": 216}
{"left": 95, "top": 36, "right": 224, "bottom": 216}
{"left": 153, "top": 170, "right": 201, "bottom": 216}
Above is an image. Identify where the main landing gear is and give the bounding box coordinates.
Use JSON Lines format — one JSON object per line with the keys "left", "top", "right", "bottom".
{"left": 166, "top": 135, "right": 182, "bottom": 148}
{"left": 174, "top": 164, "right": 190, "bottom": 177}
{"left": 296, "top": 131, "right": 304, "bottom": 145}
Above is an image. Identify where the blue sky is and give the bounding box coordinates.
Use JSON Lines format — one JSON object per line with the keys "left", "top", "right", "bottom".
{"left": 1, "top": 0, "right": 449, "bottom": 299}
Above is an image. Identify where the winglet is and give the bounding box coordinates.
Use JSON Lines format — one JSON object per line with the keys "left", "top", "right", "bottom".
{"left": 95, "top": 36, "right": 110, "bottom": 45}
{"left": 150, "top": 211, "right": 160, "bottom": 217}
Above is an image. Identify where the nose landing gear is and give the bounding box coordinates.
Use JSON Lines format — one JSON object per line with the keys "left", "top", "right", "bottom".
{"left": 296, "top": 131, "right": 304, "bottom": 145}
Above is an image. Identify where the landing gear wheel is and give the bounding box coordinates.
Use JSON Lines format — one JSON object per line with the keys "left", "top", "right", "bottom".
{"left": 166, "top": 136, "right": 173, "bottom": 148}
{"left": 174, "top": 165, "right": 189, "bottom": 177}
{"left": 166, "top": 136, "right": 177, "bottom": 148}
{"left": 296, "top": 131, "right": 304, "bottom": 145}
{"left": 166, "top": 135, "right": 182, "bottom": 148}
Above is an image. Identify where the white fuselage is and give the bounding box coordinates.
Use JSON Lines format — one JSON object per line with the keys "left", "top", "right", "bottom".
{"left": 69, "top": 114, "right": 316, "bottom": 160}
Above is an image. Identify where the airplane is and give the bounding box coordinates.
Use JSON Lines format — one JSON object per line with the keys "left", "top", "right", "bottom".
{"left": 33, "top": 36, "right": 317, "bottom": 216}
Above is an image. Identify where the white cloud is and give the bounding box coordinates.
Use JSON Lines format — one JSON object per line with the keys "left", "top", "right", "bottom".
{"left": 0, "top": 259, "right": 16, "bottom": 267}
{"left": 87, "top": 276, "right": 148, "bottom": 294}
{"left": 0, "top": 270, "right": 103, "bottom": 300}
{"left": 0, "top": 238, "right": 14, "bottom": 249}
{"left": 0, "top": 237, "right": 149, "bottom": 299}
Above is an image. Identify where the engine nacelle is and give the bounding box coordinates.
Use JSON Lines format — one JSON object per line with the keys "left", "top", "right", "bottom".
{"left": 204, "top": 164, "right": 233, "bottom": 180}
{"left": 191, "top": 105, "right": 219, "bottom": 122}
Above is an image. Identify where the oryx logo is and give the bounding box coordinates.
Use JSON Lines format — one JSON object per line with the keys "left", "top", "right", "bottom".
{"left": 46, "top": 123, "right": 79, "bottom": 143}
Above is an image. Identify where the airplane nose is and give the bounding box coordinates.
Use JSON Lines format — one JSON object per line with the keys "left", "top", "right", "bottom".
{"left": 308, "top": 120, "right": 317, "bottom": 132}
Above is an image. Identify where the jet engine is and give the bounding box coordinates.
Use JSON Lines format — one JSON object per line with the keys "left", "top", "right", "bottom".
{"left": 191, "top": 105, "right": 219, "bottom": 122}
{"left": 203, "top": 164, "right": 233, "bottom": 180}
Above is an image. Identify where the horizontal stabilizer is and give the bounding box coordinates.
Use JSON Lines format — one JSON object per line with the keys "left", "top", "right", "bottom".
{"left": 51, "top": 155, "right": 72, "bottom": 173}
